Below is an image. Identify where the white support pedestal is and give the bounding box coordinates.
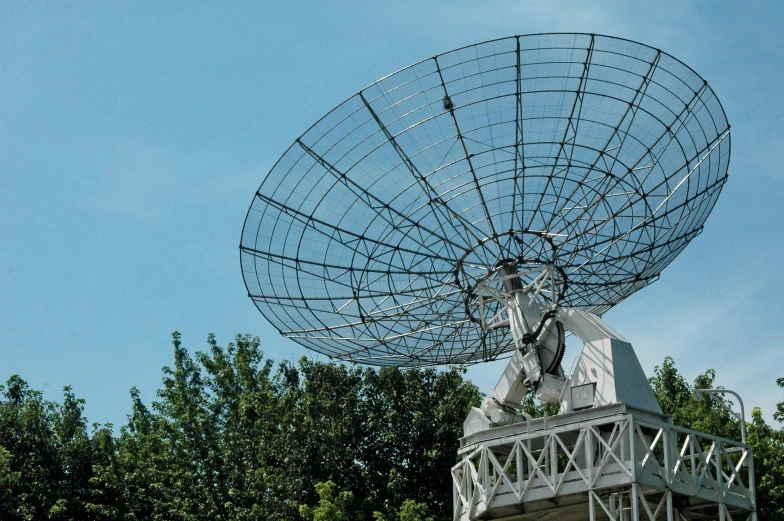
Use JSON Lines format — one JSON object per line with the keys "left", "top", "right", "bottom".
{"left": 452, "top": 404, "right": 756, "bottom": 521}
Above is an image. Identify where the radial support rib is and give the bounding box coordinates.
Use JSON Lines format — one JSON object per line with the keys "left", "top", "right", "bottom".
{"left": 433, "top": 56, "right": 500, "bottom": 246}
{"left": 358, "top": 91, "right": 483, "bottom": 248}
{"left": 296, "top": 138, "right": 465, "bottom": 253}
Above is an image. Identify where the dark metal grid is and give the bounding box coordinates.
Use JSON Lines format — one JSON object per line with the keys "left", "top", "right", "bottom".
{"left": 240, "top": 33, "right": 730, "bottom": 367}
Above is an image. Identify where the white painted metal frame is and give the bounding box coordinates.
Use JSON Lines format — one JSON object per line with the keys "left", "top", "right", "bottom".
{"left": 472, "top": 265, "right": 561, "bottom": 332}
{"left": 453, "top": 409, "right": 755, "bottom": 521}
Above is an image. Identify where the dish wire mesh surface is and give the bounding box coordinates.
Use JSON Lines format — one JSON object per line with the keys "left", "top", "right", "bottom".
{"left": 240, "top": 33, "right": 730, "bottom": 366}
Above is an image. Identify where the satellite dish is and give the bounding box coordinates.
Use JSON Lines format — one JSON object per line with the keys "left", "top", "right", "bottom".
{"left": 240, "top": 33, "right": 730, "bottom": 369}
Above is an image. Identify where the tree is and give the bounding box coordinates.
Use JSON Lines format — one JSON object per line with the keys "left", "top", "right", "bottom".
{"left": 100, "top": 331, "right": 480, "bottom": 521}
{"left": 1, "top": 337, "right": 782, "bottom": 520}
{"left": 299, "top": 481, "right": 357, "bottom": 521}
{"left": 0, "top": 376, "right": 119, "bottom": 521}
{"left": 747, "top": 382, "right": 784, "bottom": 520}
{"left": 775, "top": 377, "right": 784, "bottom": 424}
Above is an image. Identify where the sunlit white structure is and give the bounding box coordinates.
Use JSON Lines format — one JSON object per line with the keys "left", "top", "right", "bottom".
{"left": 454, "top": 403, "right": 755, "bottom": 521}
{"left": 456, "top": 264, "right": 755, "bottom": 520}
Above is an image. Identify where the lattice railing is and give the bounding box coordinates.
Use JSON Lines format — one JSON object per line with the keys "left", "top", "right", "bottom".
{"left": 634, "top": 417, "right": 755, "bottom": 510}
{"left": 452, "top": 412, "right": 755, "bottom": 521}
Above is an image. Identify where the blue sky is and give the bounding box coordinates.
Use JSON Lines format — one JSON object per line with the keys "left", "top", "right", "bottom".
{"left": 1, "top": 1, "right": 782, "bottom": 430}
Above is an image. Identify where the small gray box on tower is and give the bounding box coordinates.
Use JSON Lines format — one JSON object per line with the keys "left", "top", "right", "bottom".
{"left": 570, "top": 382, "right": 595, "bottom": 410}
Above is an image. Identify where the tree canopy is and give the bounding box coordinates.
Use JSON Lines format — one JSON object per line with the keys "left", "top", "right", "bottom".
{"left": 0, "top": 333, "right": 782, "bottom": 520}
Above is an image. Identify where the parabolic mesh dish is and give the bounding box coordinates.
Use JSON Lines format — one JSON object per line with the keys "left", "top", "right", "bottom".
{"left": 241, "top": 33, "right": 730, "bottom": 366}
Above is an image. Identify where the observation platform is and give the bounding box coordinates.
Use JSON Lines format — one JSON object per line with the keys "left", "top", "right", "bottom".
{"left": 452, "top": 404, "right": 756, "bottom": 521}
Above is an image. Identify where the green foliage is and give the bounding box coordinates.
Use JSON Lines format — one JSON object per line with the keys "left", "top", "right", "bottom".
{"left": 520, "top": 393, "right": 560, "bottom": 419}
{"left": 372, "top": 497, "right": 433, "bottom": 521}
{"left": 0, "top": 375, "right": 115, "bottom": 521}
{"left": 748, "top": 406, "right": 784, "bottom": 520}
{"left": 649, "top": 357, "right": 742, "bottom": 440}
{"left": 299, "top": 481, "right": 357, "bottom": 521}
{"left": 396, "top": 499, "right": 435, "bottom": 521}
{"left": 775, "top": 377, "right": 784, "bottom": 423}
{"left": 78, "top": 331, "right": 479, "bottom": 521}
{"left": 1, "top": 338, "right": 782, "bottom": 520}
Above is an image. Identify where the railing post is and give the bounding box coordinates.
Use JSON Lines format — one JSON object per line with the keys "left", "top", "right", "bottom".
{"left": 663, "top": 424, "right": 671, "bottom": 486}
{"left": 747, "top": 444, "right": 756, "bottom": 512}
{"left": 586, "top": 425, "right": 594, "bottom": 485}
{"left": 715, "top": 441, "right": 723, "bottom": 503}
{"left": 516, "top": 440, "right": 523, "bottom": 492}
{"left": 482, "top": 447, "right": 489, "bottom": 503}
{"left": 468, "top": 459, "right": 475, "bottom": 514}
{"left": 629, "top": 416, "right": 637, "bottom": 481}
{"left": 689, "top": 434, "right": 697, "bottom": 488}
{"left": 550, "top": 432, "right": 557, "bottom": 483}
{"left": 452, "top": 471, "right": 459, "bottom": 521}
{"left": 527, "top": 436, "right": 533, "bottom": 482}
